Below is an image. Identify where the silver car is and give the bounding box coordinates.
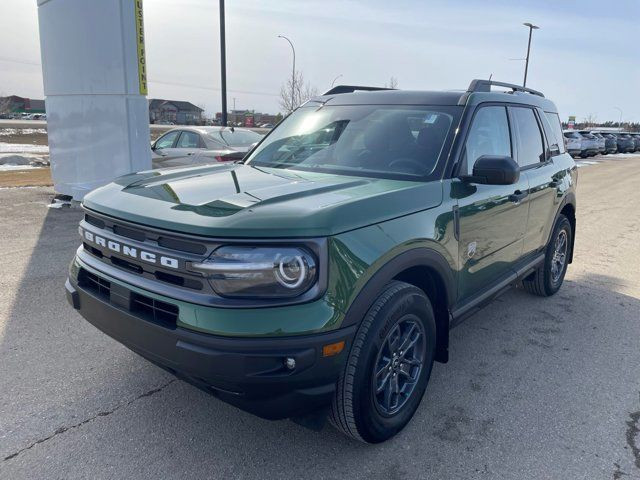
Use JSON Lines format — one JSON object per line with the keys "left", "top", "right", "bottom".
{"left": 563, "top": 130, "right": 583, "bottom": 157}
{"left": 151, "top": 127, "right": 264, "bottom": 168}
{"left": 577, "top": 131, "right": 600, "bottom": 158}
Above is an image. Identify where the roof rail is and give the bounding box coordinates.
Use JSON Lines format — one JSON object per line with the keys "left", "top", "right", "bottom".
{"left": 467, "top": 79, "right": 544, "bottom": 98}
{"left": 322, "top": 85, "right": 395, "bottom": 95}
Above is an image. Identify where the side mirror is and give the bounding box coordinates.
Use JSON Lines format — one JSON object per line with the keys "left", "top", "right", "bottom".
{"left": 463, "top": 155, "right": 519, "bottom": 185}
{"left": 548, "top": 143, "right": 560, "bottom": 156}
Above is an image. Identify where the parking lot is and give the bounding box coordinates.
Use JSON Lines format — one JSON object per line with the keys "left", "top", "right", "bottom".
{"left": 0, "top": 154, "right": 639, "bottom": 479}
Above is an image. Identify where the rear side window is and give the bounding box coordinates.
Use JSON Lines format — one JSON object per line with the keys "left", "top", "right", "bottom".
{"left": 543, "top": 112, "right": 566, "bottom": 154}
{"left": 464, "top": 106, "right": 511, "bottom": 175}
{"left": 510, "top": 107, "right": 545, "bottom": 167}
{"left": 177, "top": 131, "right": 202, "bottom": 148}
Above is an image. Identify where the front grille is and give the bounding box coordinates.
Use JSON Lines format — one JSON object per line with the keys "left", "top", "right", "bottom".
{"left": 131, "top": 293, "right": 179, "bottom": 328}
{"left": 78, "top": 269, "right": 111, "bottom": 299}
{"left": 113, "top": 224, "right": 146, "bottom": 242}
{"left": 84, "top": 214, "right": 105, "bottom": 229}
{"left": 78, "top": 268, "right": 179, "bottom": 328}
{"left": 158, "top": 236, "right": 207, "bottom": 255}
{"left": 80, "top": 213, "right": 209, "bottom": 292}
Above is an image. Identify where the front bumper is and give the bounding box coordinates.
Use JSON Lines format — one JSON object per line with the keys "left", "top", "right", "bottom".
{"left": 66, "top": 267, "right": 356, "bottom": 420}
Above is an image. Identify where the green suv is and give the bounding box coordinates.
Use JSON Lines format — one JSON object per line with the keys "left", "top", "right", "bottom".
{"left": 66, "top": 80, "right": 577, "bottom": 443}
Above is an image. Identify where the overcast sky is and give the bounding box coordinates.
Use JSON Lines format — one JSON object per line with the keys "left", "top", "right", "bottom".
{"left": 1, "top": 0, "right": 639, "bottom": 122}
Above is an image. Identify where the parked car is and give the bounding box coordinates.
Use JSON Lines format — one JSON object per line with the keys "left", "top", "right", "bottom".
{"left": 589, "top": 132, "right": 607, "bottom": 155}
{"left": 577, "top": 131, "right": 599, "bottom": 157}
{"left": 597, "top": 133, "right": 619, "bottom": 154}
{"left": 613, "top": 133, "right": 635, "bottom": 153}
{"left": 563, "top": 130, "right": 583, "bottom": 157}
{"left": 260, "top": 123, "right": 274, "bottom": 128}
{"left": 151, "top": 126, "right": 264, "bottom": 168}
{"left": 629, "top": 133, "right": 640, "bottom": 152}
{"left": 67, "top": 79, "right": 577, "bottom": 443}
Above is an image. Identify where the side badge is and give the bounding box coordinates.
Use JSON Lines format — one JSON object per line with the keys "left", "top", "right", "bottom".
{"left": 467, "top": 241, "right": 477, "bottom": 259}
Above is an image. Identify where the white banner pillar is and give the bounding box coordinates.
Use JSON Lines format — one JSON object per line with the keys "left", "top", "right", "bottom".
{"left": 37, "top": 0, "right": 152, "bottom": 200}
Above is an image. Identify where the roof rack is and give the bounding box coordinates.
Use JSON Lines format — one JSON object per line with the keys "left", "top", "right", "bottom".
{"left": 322, "top": 85, "right": 395, "bottom": 95}
{"left": 467, "top": 79, "right": 544, "bottom": 98}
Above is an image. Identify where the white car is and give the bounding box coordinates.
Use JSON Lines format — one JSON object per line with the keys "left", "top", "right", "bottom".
{"left": 151, "top": 127, "right": 264, "bottom": 169}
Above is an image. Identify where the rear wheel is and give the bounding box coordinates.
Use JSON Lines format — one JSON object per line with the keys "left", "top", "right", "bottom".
{"left": 522, "top": 215, "right": 572, "bottom": 297}
{"left": 329, "top": 281, "right": 436, "bottom": 443}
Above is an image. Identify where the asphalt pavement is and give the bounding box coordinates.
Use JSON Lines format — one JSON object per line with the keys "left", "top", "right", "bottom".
{"left": 1, "top": 155, "right": 639, "bottom": 479}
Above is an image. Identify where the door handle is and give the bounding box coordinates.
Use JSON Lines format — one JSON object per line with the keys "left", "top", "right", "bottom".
{"left": 187, "top": 152, "right": 195, "bottom": 156}
{"left": 509, "top": 190, "right": 528, "bottom": 203}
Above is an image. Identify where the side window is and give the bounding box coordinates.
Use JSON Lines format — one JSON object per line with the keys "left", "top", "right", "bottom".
{"left": 154, "top": 131, "right": 180, "bottom": 149}
{"left": 542, "top": 111, "right": 566, "bottom": 154}
{"left": 511, "top": 107, "right": 545, "bottom": 167}
{"left": 464, "top": 106, "right": 511, "bottom": 175}
{"left": 176, "top": 131, "right": 202, "bottom": 148}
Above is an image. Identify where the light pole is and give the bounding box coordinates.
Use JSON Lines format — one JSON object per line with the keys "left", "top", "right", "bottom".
{"left": 522, "top": 22, "right": 539, "bottom": 87}
{"left": 219, "top": 0, "right": 227, "bottom": 126}
{"left": 278, "top": 35, "right": 296, "bottom": 111}
{"left": 331, "top": 74, "right": 343, "bottom": 88}
{"left": 613, "top": 107, "right": 623, "bottom": 126}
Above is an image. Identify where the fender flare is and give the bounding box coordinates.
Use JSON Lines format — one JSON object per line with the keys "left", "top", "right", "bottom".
{"left": 340, "top": 247, "right": 456, "bottom": 328}
{"left": 548, "top": 192, "right": 577, "bottom": 262}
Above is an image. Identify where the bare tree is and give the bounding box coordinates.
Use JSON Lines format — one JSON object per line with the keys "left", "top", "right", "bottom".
{"left": 583, "top": 113, "right": 597, "bottom": 128}
{"left": 385, "top": 76, "right": 399, "bottom": 89}
{"left": 279, "top": 71, "right": 318, "bottom": 114}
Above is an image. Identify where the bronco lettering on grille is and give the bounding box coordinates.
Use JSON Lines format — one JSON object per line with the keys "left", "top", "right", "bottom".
{"left": 80, "top": 227, "right": 179, "bottom": 269}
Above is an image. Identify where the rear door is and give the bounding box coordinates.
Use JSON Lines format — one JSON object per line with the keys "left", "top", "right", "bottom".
{"left": 168, "top": 130, "right": 206, "bottom": 166}
{"left": 455, "top": 105, "right": 530, "bottom": 301}
{"left": 510, "top": 107, "right": 560, "bottom": 255}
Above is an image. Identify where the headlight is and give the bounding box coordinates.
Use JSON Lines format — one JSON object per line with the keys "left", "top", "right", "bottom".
{"left": 189, "top": 246, "right": 317, "bottom": 298}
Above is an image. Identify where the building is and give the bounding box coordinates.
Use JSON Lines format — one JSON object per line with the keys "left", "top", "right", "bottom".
{"left": 216, "top": 110, "right": 280, "bottom": 127}
{"left": 0, "top": 95, "right": 46, "bottom": 114}
{"left": 148, "top": 99, "right": 204, "bottom": 125}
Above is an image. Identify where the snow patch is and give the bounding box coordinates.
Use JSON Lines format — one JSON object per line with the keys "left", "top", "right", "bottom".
{"left": 0, "top": 142, "right": 49, "bottom": 154}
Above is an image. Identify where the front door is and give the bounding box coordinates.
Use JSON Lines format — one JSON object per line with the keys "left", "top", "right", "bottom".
{"left": 152, "top": 130, "right": 182, "bottom": 168}
{"left": 455, "top": 105, "right": 529, "bottom": 301}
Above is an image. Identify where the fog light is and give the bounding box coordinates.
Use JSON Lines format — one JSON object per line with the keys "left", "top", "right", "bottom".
{"left": 284, "top": 357, "right": 296, "bottom": 370}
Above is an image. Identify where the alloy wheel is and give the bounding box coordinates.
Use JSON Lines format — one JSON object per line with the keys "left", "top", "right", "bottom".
{"left": 372, "top": 316, "right": 426, "bottom": 416}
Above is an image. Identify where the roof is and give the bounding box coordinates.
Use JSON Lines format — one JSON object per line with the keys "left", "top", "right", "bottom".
{"left": 148, "top": 99, "right": 204, "bottom": 112}
{"left": 163, "top": 126, "right": 257, "bottom": 135}
{"left": 309, "top": 80, "right": 558, "bottom": 112}
{"left": 26, "top": 99, "right": 45, "bottom": 111}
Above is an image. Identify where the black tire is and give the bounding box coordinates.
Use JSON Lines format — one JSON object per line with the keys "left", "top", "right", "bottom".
{"left": 522, "top": 215, "right": 572, "bottom": 297}
{"left": 329, "top": 281, "right": 436, "bottom": 443}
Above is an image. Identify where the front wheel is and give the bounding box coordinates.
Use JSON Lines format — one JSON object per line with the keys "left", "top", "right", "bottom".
{"left": 522, "top": 214, "right": 572, "bottom": 297}
{"left": 329, "top": 281, "right": 436, "bottom": 443}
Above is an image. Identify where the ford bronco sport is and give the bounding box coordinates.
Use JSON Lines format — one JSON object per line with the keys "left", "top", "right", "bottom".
{"left": 66, "top": 79, "right": 577, "bottom": 443}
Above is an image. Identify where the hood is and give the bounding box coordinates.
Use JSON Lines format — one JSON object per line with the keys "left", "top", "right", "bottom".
{"left": 83, "top": 164, "right": 443, "bottom": 238}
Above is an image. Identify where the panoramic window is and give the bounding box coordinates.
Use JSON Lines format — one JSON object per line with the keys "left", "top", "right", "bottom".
{"left": 245, "top": 105, "right": 459, "bottom": 179}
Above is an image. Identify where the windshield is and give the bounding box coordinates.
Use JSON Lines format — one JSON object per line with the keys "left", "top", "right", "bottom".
{"left": 244, "top": 104, "right": 461, "bottom": 180}
{"left": 210, "top": 129, "right": 262, "bottom": 147}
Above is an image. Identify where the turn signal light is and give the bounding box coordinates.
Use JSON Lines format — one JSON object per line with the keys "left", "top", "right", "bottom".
{"left": 322, "top": 341, "right": 345, "bottom": 357}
